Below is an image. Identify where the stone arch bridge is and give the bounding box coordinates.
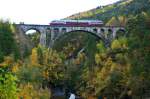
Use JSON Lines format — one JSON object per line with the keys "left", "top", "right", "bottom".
{"left": 16, "top": 21, "right": 125, "bottom": 47}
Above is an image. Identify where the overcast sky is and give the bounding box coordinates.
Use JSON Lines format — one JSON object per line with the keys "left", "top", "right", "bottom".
{"left": 0, "top": 0, "right": 120, "bottom": 24}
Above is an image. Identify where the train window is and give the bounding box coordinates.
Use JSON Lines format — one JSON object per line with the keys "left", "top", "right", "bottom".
{"left": 116, "top": 29, "right": 126, "bottom": 38}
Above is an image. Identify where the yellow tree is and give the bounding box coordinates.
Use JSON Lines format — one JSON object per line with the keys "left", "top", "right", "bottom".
{"left": 106, "top": 17, "right": 119, "bottom": 26}
{"left": 30, "top": 48, "right": 39, "bottom": 66}
{"left": 118, "top": 16, "right": 127, "bottom": 26}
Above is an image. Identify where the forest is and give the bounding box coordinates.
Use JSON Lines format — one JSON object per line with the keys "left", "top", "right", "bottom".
{"left": 0, "top": 0, "right": 150, "bottom": 99}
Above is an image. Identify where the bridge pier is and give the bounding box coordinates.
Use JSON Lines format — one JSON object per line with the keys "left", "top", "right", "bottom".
{"left": 40, "top": 30, "right": 47, "bottom": 46}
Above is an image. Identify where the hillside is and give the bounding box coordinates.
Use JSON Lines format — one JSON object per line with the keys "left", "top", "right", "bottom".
{"left": 67, "top": 0, "right": 150, "bottom": 23}
{"left": 0, "top": 0, "right": 150, "bottom": 99}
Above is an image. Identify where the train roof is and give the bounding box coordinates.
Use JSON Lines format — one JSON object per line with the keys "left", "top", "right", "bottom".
{"left": 51, "top": 19, "right": 103, "bottom": 23}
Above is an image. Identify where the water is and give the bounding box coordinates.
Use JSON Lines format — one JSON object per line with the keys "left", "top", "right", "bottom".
{"left": 51, "top": 87, "right": 83, "bottom": 99}
{"left": 51, "top": 87, "right": 66, "bottom": 99}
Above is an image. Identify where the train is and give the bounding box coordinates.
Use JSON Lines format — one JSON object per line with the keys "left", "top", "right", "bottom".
{"left": 49, "top": 19, "right": 104, "bottom": 27}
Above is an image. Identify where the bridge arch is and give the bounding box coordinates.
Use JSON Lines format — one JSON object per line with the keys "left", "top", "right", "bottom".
{"left": 93, "top": 28, "right": 98, "bottom": 33}
{"left": 23, "top": 28, "right": 41, "bottom": 47}
{"left": 107, "top": 28, "right": 113, "bottom": 39}
{"left": 101, "top": 28, "right": 105, "bottom": 33}
{"left": 53, "top": 30, "right": 106, "bottom": 45}
{"left": 25, "top": 28, "right": 41, "bottom": 35}
{"left": 61, "top": 28, "right": 67, "bottom": 33}
{"left": 116, "top": 28, "right": 126, "bottom": 38}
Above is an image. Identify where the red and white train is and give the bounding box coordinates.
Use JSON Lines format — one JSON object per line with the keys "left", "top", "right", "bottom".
{"left": 49, "top": 20, "right": 104, "bottom": 27}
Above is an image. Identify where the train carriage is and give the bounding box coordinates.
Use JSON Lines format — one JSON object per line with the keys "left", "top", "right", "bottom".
{"left": 50, "top": 20, "right": 104, "bottom": 27}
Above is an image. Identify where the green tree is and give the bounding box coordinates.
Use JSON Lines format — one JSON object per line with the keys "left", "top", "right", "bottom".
{"left": 0, "top": 20, "right": 20, "bottom": 61}
{"left": 0, "top": 67, "right": 18, "bottom": 99}
{"left": 0, "top": 50, "right": 4, "bottom": 63}
{"left": 126, "top": 14, "right": 150, "bottom": 98}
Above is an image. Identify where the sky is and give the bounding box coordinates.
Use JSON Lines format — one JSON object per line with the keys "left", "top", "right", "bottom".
{"left": 0, "top": 0, "right": 120, "bottom": 24}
